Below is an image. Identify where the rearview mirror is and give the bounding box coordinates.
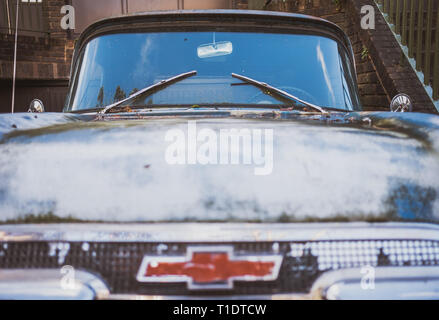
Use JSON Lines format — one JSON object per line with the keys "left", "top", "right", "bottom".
{"left": 197, "top": 41, "right": 233, "bottom": 59}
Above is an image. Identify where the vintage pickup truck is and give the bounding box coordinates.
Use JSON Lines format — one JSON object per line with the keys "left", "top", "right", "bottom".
{"left": 0, "top": 10, "right": 438, "bottom": 300}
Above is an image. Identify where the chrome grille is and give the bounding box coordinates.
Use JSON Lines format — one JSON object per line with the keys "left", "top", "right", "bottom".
{"left": 0, "top": 239, "right": 438, "bottom": 295}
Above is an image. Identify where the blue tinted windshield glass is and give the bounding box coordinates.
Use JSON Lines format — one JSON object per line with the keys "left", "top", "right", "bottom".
{"left": 69, "top": 32, "right": 361, "bottom": 111}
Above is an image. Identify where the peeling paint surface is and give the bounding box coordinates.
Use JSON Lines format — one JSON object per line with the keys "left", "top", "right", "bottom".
{"left": 0, "top": 111, "right": 438, "bottom": 223}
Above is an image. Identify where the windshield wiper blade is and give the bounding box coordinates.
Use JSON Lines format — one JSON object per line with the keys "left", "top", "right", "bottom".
{"left": 231, "top": 73, "right": 329, "bottom": 115}
{"left": 100, "top": 70, "right": 197, "bottom": 114}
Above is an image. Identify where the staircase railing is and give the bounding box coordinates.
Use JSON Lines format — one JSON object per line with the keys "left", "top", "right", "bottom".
{"left": 376, "top": 0, "right": 439, "bottom": 100}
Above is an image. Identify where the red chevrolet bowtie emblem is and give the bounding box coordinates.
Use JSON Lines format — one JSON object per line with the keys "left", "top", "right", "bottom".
{"left": 136, "top": 246, "right": 283, "bottom": 290}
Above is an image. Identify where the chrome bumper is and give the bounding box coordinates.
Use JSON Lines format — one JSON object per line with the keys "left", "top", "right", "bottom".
{"left": 0, "top": 269, "right": 109, "bottom": 300}
{"left": 1, "top": 266, "right": 438, "bottom": 300}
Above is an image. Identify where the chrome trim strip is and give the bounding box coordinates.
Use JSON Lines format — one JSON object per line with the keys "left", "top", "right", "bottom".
{"left": 0, "top": 222, "right": 438, "bottom": 243}
{"left": 104, "top": 293, "right": 313, "bottom": 300}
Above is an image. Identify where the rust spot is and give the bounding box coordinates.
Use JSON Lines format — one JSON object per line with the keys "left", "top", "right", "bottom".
{"left": 107, "top": 106, "right": 133, "bottom": 114}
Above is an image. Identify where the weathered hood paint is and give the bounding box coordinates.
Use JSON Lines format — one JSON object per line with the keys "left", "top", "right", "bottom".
{"left": 0, "top": 110, "right": 438, "bottom": 223}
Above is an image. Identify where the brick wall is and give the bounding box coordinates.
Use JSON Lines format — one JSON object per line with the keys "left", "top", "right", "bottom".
{"left": 344, "top": 0, "right": 391, "bottom": 110}
{"left": 346, "top": 0, "right": 436, "bottom": 113}
{"left": 0, "top": 34, "right": 73, "bottom": 80}
{"left": 0, "top": 0, "right": 73, "bottom": 81}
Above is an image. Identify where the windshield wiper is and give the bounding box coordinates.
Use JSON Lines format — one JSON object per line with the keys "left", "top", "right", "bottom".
{"left": 231, "top": 73, "right": 329, "bottom": 115}
{"left": 100, "top": 70, "right": 197, "bottom": 114}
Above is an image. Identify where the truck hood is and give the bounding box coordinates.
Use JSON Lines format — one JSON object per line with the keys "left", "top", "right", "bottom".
{"left": 0, "top": 110, "right": 438, "bottom": 223}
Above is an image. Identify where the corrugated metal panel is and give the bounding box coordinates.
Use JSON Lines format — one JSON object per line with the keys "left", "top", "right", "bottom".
{"left": 0, "top": 0, "right": 47, "bottom": 36}
{"left": 0, "top": 80, "right": 68, "bottom": 113}
{"left": 72, "top": 0, "right": 233, "bottom": 34}
{"left": 0, "top": 0, "right": 12, "bottom": 34}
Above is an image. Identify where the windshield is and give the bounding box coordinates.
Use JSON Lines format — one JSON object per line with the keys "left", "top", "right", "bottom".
{"left": 67, "top": 31, "right": 361, "bottom": 111}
